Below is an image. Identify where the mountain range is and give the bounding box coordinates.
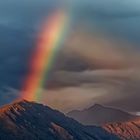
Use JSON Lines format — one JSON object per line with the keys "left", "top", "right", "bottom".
{"left": 67, "top": 104, "right": 139, "bottom": 126}
{"left": 0, "top": 100, "right": 139, "bottom": 140}
{"left": 0, "top": 100, "right": 119, "bottom": 140}
{"left": 67, "top": 104, "right": 140, "bottom": 140}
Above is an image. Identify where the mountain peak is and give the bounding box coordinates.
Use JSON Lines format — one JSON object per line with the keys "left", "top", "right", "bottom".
{"left": 85, "top": 104, "right": 105, "bottom": 112}
{"left": 12, "top": 99, "right": 36, "bottom": 105}
{"left": 67, "top": 104, "right": 139, "bottom": 126}
{"left": 0, "top": 100, "right": 120, "bottom": 140}
{"left": 90, "top": 104, "right": 104, "bottom": 109}
{"left": 0, "top": 99, "right": 47, "bottom": 117}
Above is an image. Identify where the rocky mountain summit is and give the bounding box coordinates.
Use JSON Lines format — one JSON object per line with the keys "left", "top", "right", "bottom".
{"left": 67, "top": 104, "right": 138, "bottom": 125}
{"left": 0, "top": 100, "right": 119, "bottom": 140}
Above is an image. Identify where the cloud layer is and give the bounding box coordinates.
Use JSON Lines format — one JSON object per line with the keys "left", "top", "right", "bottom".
{"left": 0, "top": 0, "right": 140, "bottom": 113}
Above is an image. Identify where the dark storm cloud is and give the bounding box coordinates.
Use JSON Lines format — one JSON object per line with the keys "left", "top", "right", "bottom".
{"left": 0, "top": 0, "right": 61, "bottom": 89}
{"left": 74, "top": 0, "right": 140, "bottom": 15}
{"left": 46, "top": 70, "right": 128, "bottom": 89}
{"left": 0, "top": 0, "right": 140, "bottom": 90}
{"left": 0, "top": 87, "right": 19, "bottom": 106}
{"left": 71, "top": 0, "right": 140, "bottom": 43}
{"left": 53, "top": 51, "right": 90, "bottom": 72}
{"left": 0, "top": 0, "right": 140, "bottom": 113}
{"left": 74, "top": 4, "right": 140, "bottom": 19}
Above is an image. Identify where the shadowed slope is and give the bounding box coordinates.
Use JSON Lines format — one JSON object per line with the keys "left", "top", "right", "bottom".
{"left": 0, "top": 100, "right": 120, "bottom": 140}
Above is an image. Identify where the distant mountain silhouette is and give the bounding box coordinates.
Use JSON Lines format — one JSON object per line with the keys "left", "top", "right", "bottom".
{"left": 104, "top": 118, "right": 140, "bottom": 140}
{"left": 67, "top": 104, "right": 139, "bottom": 126}
{"left": 0, "top": 100, "right": 119, "bottom": 140}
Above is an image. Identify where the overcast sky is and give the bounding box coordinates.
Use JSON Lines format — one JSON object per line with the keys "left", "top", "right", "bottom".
{"left": 0, "top": 0, "right": 140, "bottom": 113}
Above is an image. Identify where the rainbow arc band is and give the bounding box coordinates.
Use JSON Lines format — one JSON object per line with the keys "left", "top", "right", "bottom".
{"left": 21, "top": 10, "right": 70, "bottom": 101}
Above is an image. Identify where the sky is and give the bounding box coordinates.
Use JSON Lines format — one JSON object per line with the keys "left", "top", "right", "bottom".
{"left": 0, "top": 0, "right": 140, "bottom": 113}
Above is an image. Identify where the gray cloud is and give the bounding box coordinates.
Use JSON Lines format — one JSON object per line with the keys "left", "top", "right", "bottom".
{"left": 43, "top": 69, "right": 140, "bottom": 112}
{"left": 42, "top": 28, "right": 140, "bottom": 112}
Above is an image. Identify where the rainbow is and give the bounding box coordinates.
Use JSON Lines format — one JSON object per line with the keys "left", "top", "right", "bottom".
{"left": 21, "top": 10, "right": 70, "bottom": 101}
